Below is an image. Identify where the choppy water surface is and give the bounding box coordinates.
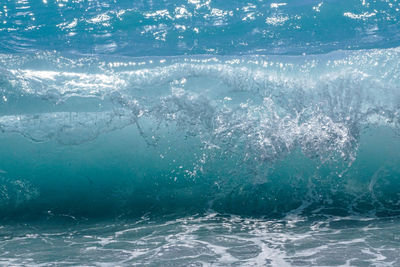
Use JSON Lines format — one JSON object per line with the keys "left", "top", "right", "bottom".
{"left": 1, "top": 0, "right": 400, "bottom": 266}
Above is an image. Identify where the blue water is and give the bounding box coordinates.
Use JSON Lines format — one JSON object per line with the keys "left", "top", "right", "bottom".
{"left": 1, "top": 0, "right": 400, "bottom": 266}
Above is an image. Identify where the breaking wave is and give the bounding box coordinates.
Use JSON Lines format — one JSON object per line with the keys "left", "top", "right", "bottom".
{"left": 0, "top": 48, "right": 399, "bottom": 219}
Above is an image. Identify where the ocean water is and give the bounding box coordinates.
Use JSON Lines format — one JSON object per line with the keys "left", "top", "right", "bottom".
{"left": 1, "top": 0, "right": 400, "bottom": 266}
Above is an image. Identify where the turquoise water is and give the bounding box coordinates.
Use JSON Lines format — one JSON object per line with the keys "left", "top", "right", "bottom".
{"left": 1, "top": 0, "right": 400, "bottom": 266}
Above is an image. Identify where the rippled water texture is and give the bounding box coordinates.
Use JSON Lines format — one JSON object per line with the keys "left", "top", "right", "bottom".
{"left": 1, "top": 0, "right": 400, "bottom": 56}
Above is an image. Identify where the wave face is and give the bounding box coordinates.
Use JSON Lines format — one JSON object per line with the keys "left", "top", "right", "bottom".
{"left": 1, "top": 0, "right": 400, "bottom": 220}
{"left": 0, "top": 49, "right": 399, "bottom": 219}
{"left": 1, "top": 0, "right": 400, "bottom": 56}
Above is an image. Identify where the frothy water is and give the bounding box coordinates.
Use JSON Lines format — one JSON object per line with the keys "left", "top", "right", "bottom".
{"left": 1, "top": 214, "right": 400, "bottom": 266}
